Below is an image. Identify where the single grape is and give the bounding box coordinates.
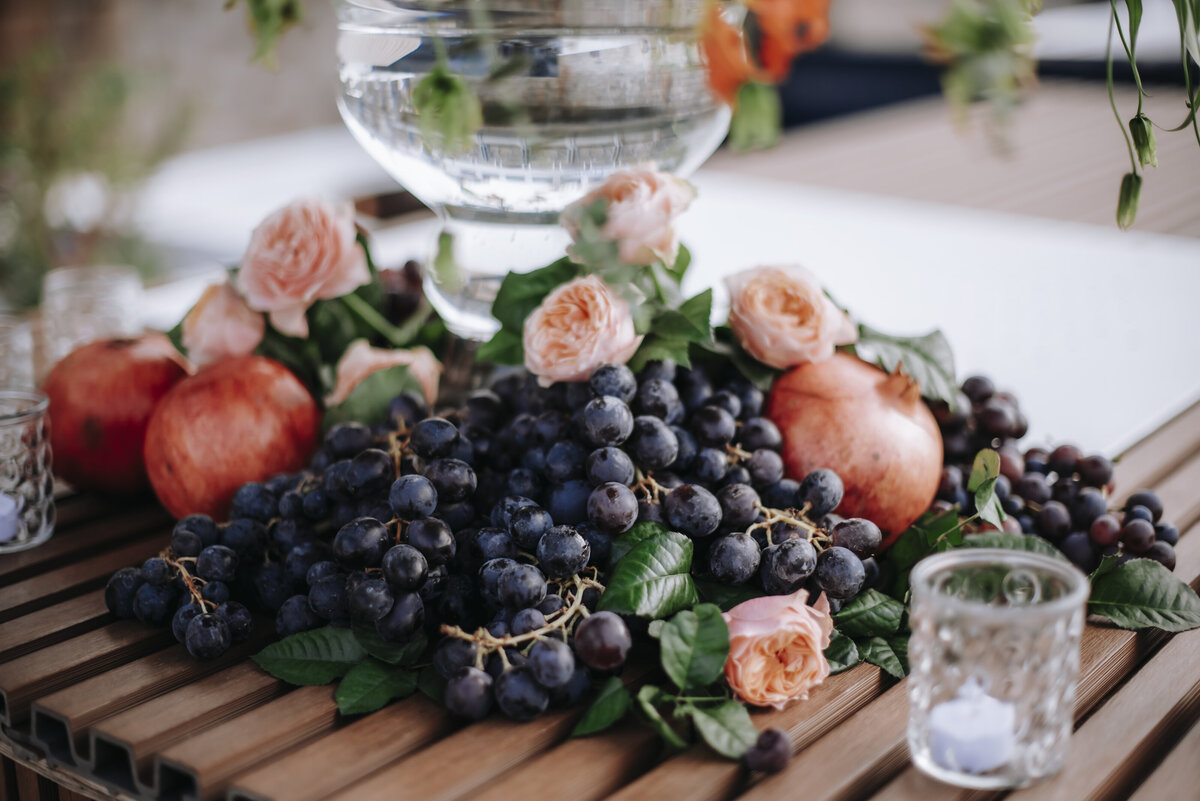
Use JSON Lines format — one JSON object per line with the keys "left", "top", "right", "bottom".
{"left": 690, "top": 405, "right": 736, "bottom": 447}
{"left": 171, "top": 602, "right": 201, "bottom": 643}
{"left": 547, "top": 480, "right": 591, "bottom": 525}
{"left": 708, "top": 389, "right": 742, "bottom": 419}
{"left": 333, "top": 517, "right": 391, "bottom": 568}
{"left": 738, "top": 418, "right": 782, "bottom": 452}
{"left": 693, "top": 448, "right": 728, "bottom": 484}
{"left": 628, "top": 416, "right": 679, "bottom": 471}
{"left": 976, "top": 400, "right": 1017, "bottom": 439}
{"left": 196, "top": 545, "right": 239, "bottom": 583}
{"left": 528, "top": 638, "right": 575, "bottom": 688}
{"left": 760, "top": 539, "right": 817, "bottom": 594}
{"left": 375, "top": 592, "right": 424, "bottom": 643}
{"left": 1037, "top": 501, "right": 1072, "bottom": 542}
{"left": 587, "top": 482, "right": 638, "bottom": 535}
{"left": 582, "top": 396, "right": 635, "bottom": 447}
{"left": 504, "top": 468, "right": 544, "bottom": 503}
{"left": 186, "top": 613, "right": 231, "bottom": 660}
{"left": 221, "top": 518, "right": 265, "bottom": 556}
{"left": 141, "top": 557, "right": 172, "bottom": 586}
{"left": 635, "top": 378, "right": 681, "bottom": 420}
{"left": 201, "top": 579, "right": 231, "bottom": 605}
{"left": 814, "top": 546, "right": 865, "bottom": 599}
{"left": 578, "top": 523, "right": 613, "bottom": 568}
{"left": 746, "top": 449, "right": 785, "bottom": 488}
{"left": 407, "top": 517, "right": 456, "bottom": 566}
{"left": 410, "top": 418, "right": 461, "bottom": 460}
{"left": 491, "top": 496, "right": 539, "bottom": 530}
{"left": 173, "top": 514, "right": 220, "bottom": 549}
{"left": 230, "top": 482, "right": 278, "bottom": 523}
{"left": 216, "top": 601, "right": 254, "bottom": 643}
{"left": 511, "top": 607, "right": 546, "bottom": 636}
{"left": 586, "top": 447, "right": 636, "bottom": 487}
{"left": 349, "top": 578, "right": 395, "bottom": 622}
{"left": 534, "top": 410, "right": 573, "bottom": 447}
{"left": 509, "top": 505, "right": 554, "bottom": 550}
{"left": 1088, "top": 514, "right": 1122, "bottom": 547}
{"left": 424, "top": 458, "right": 477, "bottom": 504}
{"left": 1059, "top": 532, "right": 1099, "bottom": 573}
{"left": 590, "top": 364, "right": 637, "bottom": 403}
{"left": 437, "top": 500, "right": 477, "bottom": 532}
{"left": 717, "top": 483, "right": 761, "bottom": 530}
{"left": 309, "top": 575, "right": 350, "bottom": 620}
{"left": 961, "top": 375, "right": 995, "bottom": 404}
{"left": 1048, "top": 444, "right": 1083, "bottom": 476}
{"left": 1124, "top": 489, "right": 1164, "bottom": 522}
{"left": 493, "top": 665, "right": 550, "bottom": 721}
{"left": 389, "top": 474, "right": 439, "bottom": 519}
{"left": 1124, "top": 505, "right": 1153, "bottom": 524}
{"left": 549, "top": 666, "right": 592, "bottom": 708}
{"left": 1071, "top": 487, "right": 1107, "bottom": 530}
{"left": 573, "top": 611, "right": 631, "bottom": 670}
{"left": 276, "top": 595, "right": 320, "bottom": 637}
{"left": 346, "top": 449, "right": 395, "bottom": 498}
{"left": 798, "top": 469, "right": 844, "bottom": 518}
{"left": 170, "top": 528, "right": 203, "bottom": 558}
{"left": 709, "top": 532, "right": 762, "bottom": 584}
{"left": 434, "top": 637, "right": 480, "bottom": 678}
{"left": 831, "top": 518, "right": 882, "bottom": 559}
{"left": 664, "top": 484, "right": 722, "bottom": 538}
{"left": 1156, "top": 522, "right": 1180, "bottom": 546}
{"left": 253, "top": 564, "right": 290, "bottom": 613}
{"left": 761, "top": 479, "right": 801, "bottom": 510}
{"left": 1144, "top": 541, "right": 1177, "bottom": 571}
{"left": 445, "top": 666, "right": 494, "bottom": 720}
{"left": 669, "top": 426, "right": 699, "bottom": 473}
{"left": 284, "top": 541, "right": 327, "bottom": 586}
{"left": 1014, "top": 473, "right": 1053, "bottom": 505}
{"left": 325, "top": 422, "right": 374, "bottom": 458}
{"left": 1077, "top": 454, "right": 1113, "bottom": 488}
{"left": 744, "top": 728, "right": 791, "bottom": 773}
{"left": 476, "top": 527, "right": 517, "bottom": 561}
{"left": 301, "top": 487, "right": 332, "bottom": 521}
{"left": 498, "top": 563, "right": 548, "bottom": 609}
{"left": 1120, "top": 518, "right": 1156, "bottom": 552}
{"left": 537, "top": 526, "right": 591, "bottom": 578}
{"left": 270, "top": 518, "right": 315, "bottom": 553}
{"left": 537, "top": 594, "right": 567, "bottom": 616}
{"left": 388, "top": 392, "right": 428, "bottom": 428}
{"left": 543, "top": 440, "right": 587, "bottom": 484}
{"left": 479, "top": 557, "right": 518, "bottom": 607}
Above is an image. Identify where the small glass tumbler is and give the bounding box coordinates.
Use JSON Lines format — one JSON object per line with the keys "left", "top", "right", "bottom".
{"left": 41, "top": 265, "right": 143, "bottom": 365}
{"left": 0, "top": 316, "right": 35, "bottom": 387}
{"left": 907, "top": 548, "right": 1089, "bottom": 789}
{"left": 0, "top": 388, "right": 54, "bottom": 553}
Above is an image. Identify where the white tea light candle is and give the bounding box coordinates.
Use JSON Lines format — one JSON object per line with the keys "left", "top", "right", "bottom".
{"left": 0, "top": 493, "right": 19, "bottom": 543}
{"left": 929, "top": 679, "right": 1015, "bottom": 774}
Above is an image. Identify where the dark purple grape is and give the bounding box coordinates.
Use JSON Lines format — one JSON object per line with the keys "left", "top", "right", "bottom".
{"left": 349, "top": 578, "right": 395, "bottom": 622}
{"left": 1155, "top": 522, "right": 1179, "bottom": 546}
{"left": 493, "top": 665, "right": 549, "bottom": 721}
{"left": 693, "top": 448, "right": 729, "bottom": 484}
{"left": 333, "top": 517, "right": 391, "bottom": 568}
{"left": 1048, "top": 444, "right": 1082, "bottom": 476}
{"left": 831, "top": 518, "right": 882, "bottom": 559}
{"left": 528, "top": 638, "right": 575, "bottom": 688}
{"left": 445, "top": 667, "right": 493, "bottom": 720}
{"left": 1121, "top": 518, "right": 1156, "bottom": 553}
{"left": 709, "top": 532, "right": 762, "bottom": 584}
{"left": 276, "top": 594, "right": 319, "bottom": 637}
{"left": 738, "top": 417, "right": 782, "bottom": 452}
{"left": 1088, "top": 514, "right": 1121, "bottom": 547}
{"left": 587, "top": 482, "right": 638, "bottom": 534}
{"left": 635, "top": 378, "right": 681, "bottom": 421}
{"left": 1071, "top": 487, "right": 1107, "bottom": 530}
{"left": 814, "top": 546, "right": 865, "bottom": 599}
{"left": 761, "top": 479, "right": 801, "bottom": 509}
{"left": 1014, "top": 473, "right": 1052, "bottom": 505}
{"left": 1078, "top": 454, "right": 1113, "bottom": 488}
{"left": 216, "top": 601, "right": 254, "bottom": 643}
{"left": 510, "top": 505, "right": 554, "bottom": 550}
{"left": 746, "top": 449, "right": 784, "bottom": 488}
{"left": 573, "top": 611, "right": 631, "bottom": 670}
{"left": 374, "top": 592, "right": 424, "bottom": 643}
{"left": 411, "top": 418, "right": 461, "bottom": 459}
{"left": 717, "top": 483, "right": 760, "bottom": 530}
{"left": 537, "top": 526, "right": 590, "bottom": 578}
{"left": 231, "top": 482, "right": 278, "bottom": 523}
{"left": 760, "top": 538, "right": 817, "bottom": 594}
{"left": 346, "top": 449, "right": 395, "bottom": 498}
{"left": 407, "top": 517, "right": 456, "bottom": 566}
{"left": 744, "top": 728, "right": 791, "bottom": 773}
{"left": 961, "top": 375, "right": 995, "bottom": 404}
{"left": 664, "top": 484, "right": 722, "bottom": 538}
{"left": 582, "top": 395, "right": 635, "bottom": 447}
{"left": 423, "top": 458, "right": 476, "bottom": 504}
{"left": 586, "top": 447, "right": 636, "bottom": 487}
{"left": 185, "top": 613, "right": 231, "bottom": 660}
{"left": 1059, "top": 532, "right": 1099, "bottom": 573}
{"left": 1124, "top": 490, "right": 1163, "bottom": 522}
{"left": 1036, "top": 501, "right": 1072, "bottom": 541}
{"left": 798, "top": 469, "right": 843, "bottom": 518}
{"left": 690, "top": 405, "right": 736, "bottom": 447}
{"left": 390, "top": 474, "right": 438, "bottom": 519}
{"left": 589, "top": 364, "right": 637, "bottom": 403}
{"left": 628, "top": 416, "right": 679, "bottom": 471}
{"left": 1144, "top": 541, "right": 1177, "bottom": 571}
{"left": 498, "top": 563, "right": 548, "bottom": 608}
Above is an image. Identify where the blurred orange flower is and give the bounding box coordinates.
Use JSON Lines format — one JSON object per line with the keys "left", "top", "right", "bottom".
{"left": 700, "top": 3, "right": 758, "bottom": 105}
{"left": 747, "top": 0, "right": 832, "bottom": 80}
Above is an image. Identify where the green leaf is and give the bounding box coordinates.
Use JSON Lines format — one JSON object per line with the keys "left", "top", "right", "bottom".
{"left": 636, "top": 685, "right": 688, "bottom": 750}
{"left": 1090, "top": 553, "right": 1120, "bottom": 582}
{"left": 889, "top": 635, "right": 909, "bottom": 674}
{"left": 851, "top": 325, "right": 959, "bottom": 408}
{"left": 687, "top": 700, "right": 759, "bottom": 759}
{"left": 417, "top": 664, "right": 447, "bottom": 704}
{"left": 490, "top": 258, "right": 581, "bottom": 333}
{"left": 609, "top": 521, "right": 670, "bottom": 567}
{"left": 476, "top": 328, "right": 524, "bottom": 366}
{"left": 961, "top": 532, "right": 1069, "bottom": 560}
{"left": 667, "top": 244, "right": 692, "bottom": 283}
{"left": 703, "top": 328, "right": 781, "bottom": 392}
{"left": 858, "top": 636, "right": 906, "bottom": 679}
{"left": 230, "top": 0, "right": 304, "bottom": 68}
{"left": 629, "top": 336, "right": 694, "bottom": 373}
{"left": 572, "top": 677, "right": 631, "bottom": 737}
{"left": 598, "top": 529, "right": 698, "bottom": 618}
{"left": 323, "top": 363, "right": 424, "bottom": 430}
{"left": 335, "top": 658, "right": 418, "bottom": 715}
{"left": 1088, "top": 558, "right": 1200, "bottom": 632}
{"left": 729, "top": 82, "right": 782, "bottom": 152}
{"left": 968, "top": 449, "right": 1006, "bottom": 530}
{"left": 694, "top": 577, "right": 764, "bottom": 612}
{"left": 659, "top": 604, "right": 730, "bottom": 691}
{"left": 833, "top": 589, "right": 906, "bottom": 638}
{"left": 825, "top": 630, "right": 861, "bottom": 675}
{"left": 412, "top": 63, "right": 483, "bottom": 155}
{"left": 252, "top": 627, "right": 366, "bottom": 685}
{"left": 352, "top": 627, "right": 428, "bottom": 666}
{"left": 886, "top": 508, "right": 964, "bottom": 598}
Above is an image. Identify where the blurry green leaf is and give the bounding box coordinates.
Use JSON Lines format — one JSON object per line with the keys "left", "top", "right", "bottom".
{"left": 490, "top": 258, "right": 581, "bottom": 333}
{"left": 413, "top": 63, "right": 483, "bottom": 155}
{"left": 1117, "top": 172, "right": 1142, "bottom": 229}
{"left": 851, "top": 325, "right": 959, "bottom": 408}
{"left": 686, "top": 700, "right": 759, "bottom": 759}
{"left": 636, "top": 685, "right": 689, "bottom": 750}
{"left": 729, "top": 82, "right": 781, "bottom": 152}
{"left": 477, "top": 328, "right": 524, "bottom": 365}
{"left": 335, "top": 659, "right": 417, "bottom": 715}
{"left": 825, "top": 630, "right": 861, "bottom": 674}
{"left": 962, "top": 532, "right": 1069, "bottom": 559}
{"left": 228, "top": 0, "right": 304, "bottom": 69}
{"left": 858, "top": 636, "right": 906, "bottom": 679}
{"left": 573, "top": 678, "right": 631, "bottom": 736}
{"left": 323, "top": 364, "right": 423, "bottom": 430}
{"left": 433, "top": 231, "right": 460, "bottom": 293}
{"left": 968, "top": 449, "right": 1006, "bottom": 530}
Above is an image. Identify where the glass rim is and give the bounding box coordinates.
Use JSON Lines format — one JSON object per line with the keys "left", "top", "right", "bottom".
{"left": 909, "top": 548, "right": 1090, "bottom": 620}
{"left": 0, "top": 388, "right": 49, "bottom": 425}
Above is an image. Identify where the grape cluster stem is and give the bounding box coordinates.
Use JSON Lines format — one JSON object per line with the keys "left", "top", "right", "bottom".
{"left": 161, "top": 551, "right": 215, "bottom": 611}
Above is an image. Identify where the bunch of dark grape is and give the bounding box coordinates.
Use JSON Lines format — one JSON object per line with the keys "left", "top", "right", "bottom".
{"left": 104, "top": 357, "right": 879, "bottom": 715}
{"left": 931, "top": 374, "right": 1179, "bottom": 574}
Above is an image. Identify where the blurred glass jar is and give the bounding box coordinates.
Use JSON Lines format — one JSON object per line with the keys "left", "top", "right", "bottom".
{"left": 41, "top": 266, "right": 143, "bottom": 365}
{"left": 336, "top": 0, "right": 730, "bottom": 338}
{"left": 0, "top": 317, "right": 35, "bottom": 387}
{"left": 0, "top": 389, "right": 54, "bottom": 553}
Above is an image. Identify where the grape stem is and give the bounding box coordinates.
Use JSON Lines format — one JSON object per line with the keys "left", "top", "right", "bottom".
{"left": 439, "top": 569, "right": 604, "bottom": 656}
{"left": 633, "top": 469, "right": 669, "bottom": 504}
{"left": 748, "top": 501, "right": 830, "bottom": 548}
{"left": 161, "top": 551, "right": 215, "bottom": 611}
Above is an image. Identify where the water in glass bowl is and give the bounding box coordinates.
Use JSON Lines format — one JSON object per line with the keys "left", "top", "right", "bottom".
{"left": 336, "top": 0, "right": 730, "bottom": 338}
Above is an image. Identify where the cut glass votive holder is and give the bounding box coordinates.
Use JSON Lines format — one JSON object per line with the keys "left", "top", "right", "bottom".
{"left": 0, "top": 388, "right": 55, "bottom": 553}
{"left": 907, "top": 548, "right": 1089, "bottom": 790}
{"left": 41, "top": 265, "right": 143, "bottom": 365}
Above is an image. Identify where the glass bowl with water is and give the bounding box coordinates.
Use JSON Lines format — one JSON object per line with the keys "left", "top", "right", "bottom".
{"left": 336, "top": 0, "right": 731, "bottom": 339}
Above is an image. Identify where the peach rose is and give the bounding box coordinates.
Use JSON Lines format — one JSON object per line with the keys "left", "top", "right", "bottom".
{"left": 561, "top": 167, "right": 696, "bottom": 266}
{"left": 237, "top": 198, "right": 371, "bottom": 339}
{"left": 725, "top": 265, "right": 857, "bottom": 370}
{"left": 326, "top": 339, "right": 441, "bottom": 407}
{"left": 523, "top": 275, "right": 642, "bottom": 386}
{"left": 723, "top": 588, "right": 834, "bottom": 709}
{"left": 181, "top": 282, "right": 265, "bottom": 367}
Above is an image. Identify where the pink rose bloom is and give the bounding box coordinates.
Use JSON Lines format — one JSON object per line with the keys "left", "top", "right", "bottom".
{"left": 238, "top": 198, "right": 371, "bottom": 338}
{"left": 326, "top": 339, "right": 442, "bottom": 407}
{"left": 723, "top": 588, "right": 834, "bottom": 709}
{"left": 523, "top": 275, "right": 642, "bottom": 386}
{"left": 180, "top": 282, "right": 265, "bottom": 367}
{"left": 725, "top": 265, "right": 857, "bottom": 370}
{"left": 561, "top": 166, "right": 696, "bottom": 266}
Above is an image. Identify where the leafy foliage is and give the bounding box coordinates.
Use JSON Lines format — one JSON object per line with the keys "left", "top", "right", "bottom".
{"left": 1088, "top": 558, "right": 1200, "bottom": 632}
{"left": 598, "top": 528, "right": 698, "bottom": 618}
{"left": 334, "top": 659, "right": 418, "bottom": 715}
{"left": 850, "top": 325, "right": 959, "bottom": 408}
{"left": 253, "top": 626, "right": 365, "bottom": 685}
{"left": 572, "top": 677, "right": 632, "bottom": 737}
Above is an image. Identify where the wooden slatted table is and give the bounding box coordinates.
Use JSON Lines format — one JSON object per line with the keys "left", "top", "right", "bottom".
{"left": 1, "top": 397, "right": 1199, "bottom": 801}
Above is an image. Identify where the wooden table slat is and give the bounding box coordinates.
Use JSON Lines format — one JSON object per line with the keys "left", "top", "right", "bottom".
{"left": 1109, "top": 398, "right": 1200, "bottom": 498}
{"left": 1124, "top": 718, "right": 1200, "bottom": 801}
{"left": 0, "top": 591, "right": 112, "bottom": 665}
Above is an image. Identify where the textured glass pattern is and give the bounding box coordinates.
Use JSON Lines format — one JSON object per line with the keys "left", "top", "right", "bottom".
{"left": 0, "top": 389, "right": 55, "bottom": 554}
{"left": 42, "top": 266, "right": 143, "bottom": 365}
{"left": 907, "top": 549, "right": 1088, "bottom": 790}
{"left": 0, "top": 317, "right": 35, "bottom": 387}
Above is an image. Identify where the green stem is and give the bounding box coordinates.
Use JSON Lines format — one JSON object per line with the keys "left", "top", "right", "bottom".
{"left": 340, "top": 292, "right": 419, "bottom": 348}
{"left": 1106, "top": 10, "right": 1140, "bottom": 174}
{"left": 1109, "top": 0, "right": 1145, "bottom": 112}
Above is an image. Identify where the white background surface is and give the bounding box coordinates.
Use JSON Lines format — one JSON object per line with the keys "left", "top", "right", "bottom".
{"left": 135, "top": 127, "right": 1200, "bottom": 459}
